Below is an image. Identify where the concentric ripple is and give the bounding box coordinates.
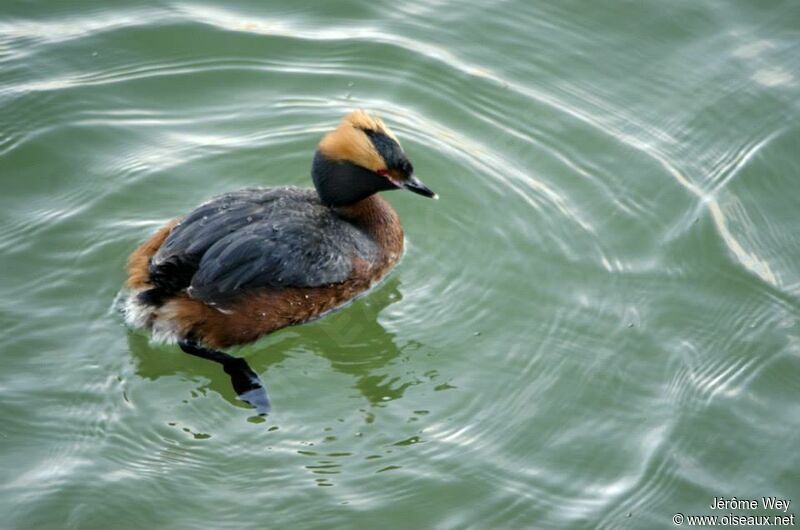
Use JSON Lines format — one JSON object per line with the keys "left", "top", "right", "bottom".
{"left": 1, "top": 1, "right": 799, "bottom": 528}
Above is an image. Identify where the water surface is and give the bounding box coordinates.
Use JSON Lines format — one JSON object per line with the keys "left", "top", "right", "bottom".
{"left": 1, "top": 1, "right": 799, "bottom": 528}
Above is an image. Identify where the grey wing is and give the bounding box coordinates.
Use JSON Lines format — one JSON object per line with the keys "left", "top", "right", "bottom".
{"left": 149, "top": 187, "right": 313, "bottom": 295}
{"left": 153, "top": 188, "right": 303, "bottom": 267}
{"left": 188, "top": 213, "right": 378, "bottom": 302}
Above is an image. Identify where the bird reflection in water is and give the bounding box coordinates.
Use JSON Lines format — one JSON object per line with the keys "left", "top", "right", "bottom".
{"left": 126, "top": 279, "right": 421, "bottom": 414}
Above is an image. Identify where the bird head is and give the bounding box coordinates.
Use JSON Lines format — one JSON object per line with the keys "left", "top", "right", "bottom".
{"left": 312, "top": 110, "right": 437, "bottom": 206}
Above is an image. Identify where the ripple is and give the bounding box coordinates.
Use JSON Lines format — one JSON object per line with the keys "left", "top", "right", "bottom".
{"left": 0, "top": 9, "right": 174, "bottom": 46}
{"left": 2, "top": 0, "right": 799, "bottom": 528}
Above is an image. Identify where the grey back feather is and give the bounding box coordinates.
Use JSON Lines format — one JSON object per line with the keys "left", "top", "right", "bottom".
{"left": 150, "top": 187, "right": 378, "bottom": 302}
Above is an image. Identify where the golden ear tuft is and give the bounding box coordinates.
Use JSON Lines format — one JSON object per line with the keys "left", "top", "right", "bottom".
{"left": 341, "top": 109, "right": 399, "bottom": 143}
{"left": 318, "top": 110, "right": 398, "bottom": 171}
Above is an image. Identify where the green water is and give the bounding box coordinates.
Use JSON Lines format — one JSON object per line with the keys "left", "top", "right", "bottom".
{"left": 2, "top": 1, "right": 799, "bottom": 528}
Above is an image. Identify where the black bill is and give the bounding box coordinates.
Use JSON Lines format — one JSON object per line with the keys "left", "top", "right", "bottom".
{"left": 402, "top": 175, "right": 438, "bottom": 199}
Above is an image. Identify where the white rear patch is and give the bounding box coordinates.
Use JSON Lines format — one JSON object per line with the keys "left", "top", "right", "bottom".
{"left": 122, "top": 289, "right": 151, "bottom": 329}
{"left": 120, "top": 289, "right": 182, "bottom": 344}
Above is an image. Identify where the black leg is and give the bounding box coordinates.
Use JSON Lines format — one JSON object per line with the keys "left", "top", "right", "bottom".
{"left": 178, "top": 340, "right": 271, "bottom": 415}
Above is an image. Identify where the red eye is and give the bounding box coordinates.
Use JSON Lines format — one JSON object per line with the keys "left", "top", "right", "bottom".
{"left": 376, "top": 169, "right": 389, "bottom": 177}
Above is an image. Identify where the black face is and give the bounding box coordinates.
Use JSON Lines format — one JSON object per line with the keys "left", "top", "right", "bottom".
{"left": 361, "top": 129, "right": 414, "bottom": 178}
{"left": 311, "top": 151, "right": 396, "bottom": 207}
{"left": 361, "top": 128, "right": 436, "bottom": 199}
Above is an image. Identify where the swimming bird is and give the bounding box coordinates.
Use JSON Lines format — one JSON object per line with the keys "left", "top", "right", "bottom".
{"left": 123, "top": 110, "right": 437, "bottom": 413}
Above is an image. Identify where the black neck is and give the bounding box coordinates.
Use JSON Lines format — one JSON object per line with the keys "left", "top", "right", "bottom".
{"left": 312, "top": 150, "right": 396, "bottom": 207}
